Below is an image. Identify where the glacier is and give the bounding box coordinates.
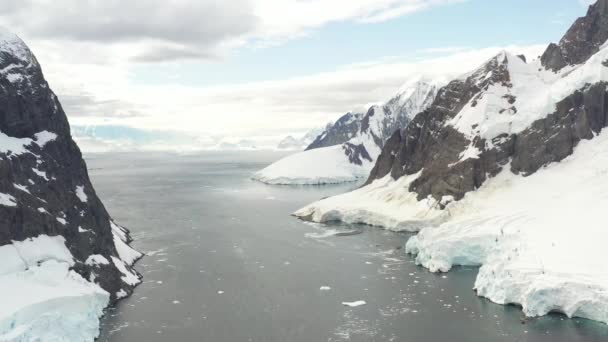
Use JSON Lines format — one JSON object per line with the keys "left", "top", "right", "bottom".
{"left": 0, "top": 236, "right": 110, "bottom": 342}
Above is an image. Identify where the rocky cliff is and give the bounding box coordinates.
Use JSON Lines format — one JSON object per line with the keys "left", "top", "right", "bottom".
{"left": 0, "top": 29, "right": 141, "bottom": 301}
{"left": 367, "top": 0, "right": 608, "bottom": 205}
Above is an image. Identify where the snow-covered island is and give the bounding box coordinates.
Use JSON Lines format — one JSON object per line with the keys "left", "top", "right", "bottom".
{"left": 0, "top": 29, "right": 141, "bottom": 340}
{"left": 253, "top": 77, "right": 444, "bottom": 185}
{"left": 296, "top": 0, "right": 608, "bottom": 325}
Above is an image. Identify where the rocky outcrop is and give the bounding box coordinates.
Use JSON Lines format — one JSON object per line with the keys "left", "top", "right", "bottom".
{"left": 541, "top": 0, "right": 608, "bottom": 71}
{"left": 0, "top": 30, "right": 141, "bottom": 301}
{"left": 366, "top": 53, "right": 512, "bottom": 196}
{"left": 306, "top": 112, "right": 363, "bottom": 150}
{"left": 366, "top": 0, "right": 608, "bottom": 205}
{"left": 511, "top": 82, "right": 608, "bottom": 175}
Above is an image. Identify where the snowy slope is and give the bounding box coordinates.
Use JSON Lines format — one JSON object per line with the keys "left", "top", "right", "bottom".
{"left": 253, "top": 77, "right": 443, "bottom": 185}
{"left": 252, "top": 144, "right": 374, "bottom": 185}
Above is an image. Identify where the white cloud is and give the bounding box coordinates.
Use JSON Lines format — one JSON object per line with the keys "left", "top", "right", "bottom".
{"left": 53, "top": 44, "right": 545, "bottom": 151}
{"left": 3, "top": 0, "right": 466, "bottom": 63}
{"left": 0, "top": 1, "right": 551, "bottom": 152}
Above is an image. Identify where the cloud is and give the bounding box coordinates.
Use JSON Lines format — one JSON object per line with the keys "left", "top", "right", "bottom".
{"left": 3, "top": 0, "right": 466, "bottom": 63}
{"left": 49, "top": 44, "right": 545, "bottom": 151}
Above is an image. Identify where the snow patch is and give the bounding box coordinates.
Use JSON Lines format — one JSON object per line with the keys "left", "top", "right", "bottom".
{"left": 0, "top": 192, "right": 17, "bottom": 207}
{"left": 111, "top": 221, "right": 142, "bottom": 265}
{"left": 85, "top": 255, "right": 110, "bottom": 267}
{"left": 111, "top": 257, "right": 140, "bottom": 286}
{"left": 31, "top": 168, "right": 48, "bottom": 181}
{"left": 75, "top": 185, "right": 88, "bottom": 203}
{"left": 13, "top": 183, "right": 30, "bottom": 194}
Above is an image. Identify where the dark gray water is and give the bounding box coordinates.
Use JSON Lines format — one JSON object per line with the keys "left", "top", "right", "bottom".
{"left": 88, "top": 151, "right": 608, "bottom": 342}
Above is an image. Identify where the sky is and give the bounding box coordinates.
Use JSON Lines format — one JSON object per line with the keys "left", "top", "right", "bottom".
{"left": 0, "top": 0, "right": 597, "bottom": 151}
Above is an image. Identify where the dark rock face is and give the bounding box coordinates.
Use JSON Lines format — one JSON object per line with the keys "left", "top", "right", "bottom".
{"left": 365, "top": 1, "right": 608, "bottom": 205}
{"left": 306, "top": 112, "right": 363, "bottom": 150}
{"left": 365, "top": 53, "right": 513, "bottom": 201}
{"left": 342, "top": 142, "right": 372, "bottom": 166}
{"left": 366, "top": 36, "right": 608, "bottom": 205}
{"left": 511, "top": 82, "right": 608, "bottom": 175}
{"left": 366, "top": 129, "right": 403, "bottom": 181}
{"left": 369, "top": 70, "right": 608, "bottom": 203}
{"left": 0, "top": 33, "right": 140, "bottom": 301}
{"left": 542, "top": 0, "right": 608, "bottom": 71}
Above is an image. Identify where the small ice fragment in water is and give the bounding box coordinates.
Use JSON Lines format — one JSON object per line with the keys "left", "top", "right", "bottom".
{"left": 342, "top": 300, "right": 366, "bottom": 307}
{"left": 320, "top": 286, "right": 331, "bottom": 291}
{"left": 365, "top": 261, "right": 373, "bottom": 265}
{"left": 172, "top": 300, "right": 180, "bottom": 304}
{"left": 218, "top": 290, "right": 224, "bottom": 294}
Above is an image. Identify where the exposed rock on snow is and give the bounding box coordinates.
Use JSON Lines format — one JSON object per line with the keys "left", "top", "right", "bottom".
{"left": 253, "top": 77, "right": 443, "bottom": 184}
{"left": 306, "top": 112, "right": 364, "bottom": 150}
{"left": 0, "top": 27, "right": 142, "bottom": 340}
{"left": 541, "top": 0, "right": 608, "bottom": 71}
{"left": 296, "top": 0, "right": 608, "bottom": 325}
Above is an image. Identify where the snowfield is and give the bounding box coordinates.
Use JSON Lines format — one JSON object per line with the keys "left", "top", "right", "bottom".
{"left": 296, "top": 130, "right": 608, "bottom": 324}
{"left": 252, "top": 144, "right": 374, "bottom": 185}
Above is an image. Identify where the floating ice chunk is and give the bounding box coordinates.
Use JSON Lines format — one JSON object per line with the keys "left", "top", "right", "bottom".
{"left": 342, "top": 300, "right": 366, "bottom": 307}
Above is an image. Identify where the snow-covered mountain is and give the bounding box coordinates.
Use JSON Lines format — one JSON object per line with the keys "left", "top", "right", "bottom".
{"left": 306, "top": 112, "right": 364, "bottom": 150}
{"left": 296, "top": 0, "right": 608, "bottom": 325}
{"left": 0, "top": 29, "right": 141, "bottom": 340}
{"left": 253, "top": 77, "right": 444, "bottom": 184}
{"left": 277, "top": 127, "right": 324, "bottom": 151}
